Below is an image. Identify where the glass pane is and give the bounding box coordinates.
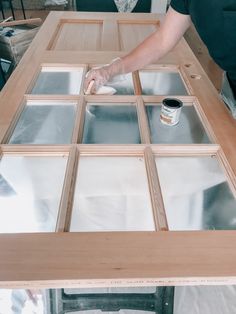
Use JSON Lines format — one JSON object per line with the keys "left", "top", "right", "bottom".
{"left": 156, "top": 156, "right": 236, "bottom": 230}
{"left": 70, "top": 157, "right": 154, "bottom": 231}
{"left": 9, "top": 102, "right": 76, "bottom": 144}
{"left": 107, "top": 73, "right": 134, "bottom": 95}
{"left": 139, "top": 72, "right": 188, "bottom": 95}
{"left": 82, "top": 104, "right": 140, "bottom": 144}
{"left": 31, "top": 68, "right": 83, "bottom": 94}
{"left": 146, "top": 104, "right": 211, "bottom": 144}
{"left": 0, "top": 155, "right": 67, "bottom": 233}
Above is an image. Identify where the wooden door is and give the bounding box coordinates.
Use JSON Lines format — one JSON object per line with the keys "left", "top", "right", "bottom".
{"left": 0, "top": 12, "right": 236, "bottom": 295}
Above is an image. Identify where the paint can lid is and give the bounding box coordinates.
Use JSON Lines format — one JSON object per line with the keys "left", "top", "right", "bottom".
{"left": 162, "top": 98, "right": 183, "bottom": 109}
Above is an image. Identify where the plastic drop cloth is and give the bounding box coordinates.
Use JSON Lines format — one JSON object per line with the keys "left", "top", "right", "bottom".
{"left": 174, "top": 286, "right": 236, "bottom": 314}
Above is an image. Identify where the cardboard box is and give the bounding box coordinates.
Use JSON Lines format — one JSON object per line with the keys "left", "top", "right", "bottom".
{"left": 0, "top": 24, "right": 40, "bottom": 64}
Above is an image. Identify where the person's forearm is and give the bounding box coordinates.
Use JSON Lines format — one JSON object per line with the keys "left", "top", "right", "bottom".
{"left": 119, "top": 7, "right": 191, "bottom": 74}
{"left": 120, "top": 31, "right": 168, "bottom": 74}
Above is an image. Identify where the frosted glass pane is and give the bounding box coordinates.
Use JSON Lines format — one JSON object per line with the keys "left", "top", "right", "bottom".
{"left": 0, "top": 155, "right": 67, "bottom": 233}
{"left": 107, "top": 73, "right": 134, "bottom": 95}
{"left": 82, "top": 104, "right": 140, "bottom": 144}
{"left": 146, "top": 105, "right": 211, "bottom": 144}
{"left": 70, "top": 157, "right": 154, "bottom": 231}
{"left": 31, "top": 68, "right": 83, "bottom": 94}
{"left": 156, "top": 156, "right": 236, "bottom": 230}
{"left": 139, "top": 72, "right": 188, "bottom": 95}
{"left": 9, "top": 102, "right": 76, "bottom": 144}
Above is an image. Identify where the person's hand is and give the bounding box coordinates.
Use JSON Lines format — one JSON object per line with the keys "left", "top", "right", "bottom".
{"left": 84, "top": 66, "right": 111, "bottom": 94}
{"left": 84, "top": 57, "right": 123, "bottom": 94}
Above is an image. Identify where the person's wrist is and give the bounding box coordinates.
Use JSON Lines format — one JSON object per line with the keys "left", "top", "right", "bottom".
{"left": 108, "top": 57, "right": 124, "bottom": 78}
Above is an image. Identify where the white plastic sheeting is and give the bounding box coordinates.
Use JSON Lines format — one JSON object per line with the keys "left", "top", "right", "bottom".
{"left": 174, "top": 286, "right": 236, "bottom": 314}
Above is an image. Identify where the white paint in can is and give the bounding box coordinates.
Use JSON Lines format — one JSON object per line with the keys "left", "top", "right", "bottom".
{"left": 160, "top": 98, "right": 183, "bottom": 126}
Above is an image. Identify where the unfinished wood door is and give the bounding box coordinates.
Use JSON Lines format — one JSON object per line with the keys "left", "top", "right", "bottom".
{"left": 1, "top": 11, "right": 236, "bottom": 298}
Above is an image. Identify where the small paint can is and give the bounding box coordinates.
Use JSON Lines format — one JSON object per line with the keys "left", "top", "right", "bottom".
{"left": 160, "top": 98, "right": 183, "bottom": 126}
